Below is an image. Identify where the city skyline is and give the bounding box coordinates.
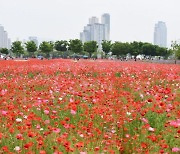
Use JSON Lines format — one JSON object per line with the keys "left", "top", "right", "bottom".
{"left": 0, "top": 0, "right": 180, "bottom": 47}
{"left": 0, "top": 19, "right": 172, "bottom": 50}
{"left": 80, "top": 13, "right": 110, "bottom": 48}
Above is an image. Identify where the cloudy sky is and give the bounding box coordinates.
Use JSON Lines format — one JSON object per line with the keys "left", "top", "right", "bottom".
{"left": 0, "top": 0, "right": 180, "bottom": 46}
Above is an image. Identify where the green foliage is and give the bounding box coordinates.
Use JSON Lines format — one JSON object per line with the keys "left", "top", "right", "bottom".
{"left": 54, "top": 40, "right": 68, "bottom": 52}
{"left": 101, "top": 40, "right": 112, "bottom": 55}
{"left": 11, "top": 41, "right": 24, "bottom": 56}
{"left": 39, "top": 41, "right": 54, "bottom": 54}
{"left": 111, "top": 42, "right": 129, "bottom": 57}
{"left": 171, "top": 41, "right": 180, "bottom": 60}
{"left": 83, "top": 41, "right": 98, "bottom": 57}
{"left": 175, "top": 49, "right": 180, "bottom": 60}
{"left": 142, "top": 43, "right": 156, "bottom": 56}
{"left": 0, "top": 48, "right": 9, "bottom": 55}
{"left": 129, "top": 41, "right": 143, "bottom": 57}
{"left": 156, "top": 47, "right": 170, "bottom": 59}
{"left": 110, "top": 41, "right": 172, "bottom": 59}
{"left": 25, "top": 41, "right": 37, "bottom": 53}
{"left": 69, "top": 39, "right": 83, "bottom": 53}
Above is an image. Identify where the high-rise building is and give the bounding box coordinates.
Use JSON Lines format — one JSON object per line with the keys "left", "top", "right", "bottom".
{"left": 89, "top": 17, "right": 99, "bottom": 25}
{"left": 3, "top": 31, "right": 8, "bottom": 48}
{"left": 80, "top": 14, "right": 110, "bottom": 49}
{"left": 154, "top": 21, "right": 167, "bottom": 48}
{"left": 91, "top": 23, "right": 105, "bottom": 48}
{"left": 0, "top": 25, "right": 11, "bottom": 49}
{"left": 8, "top": 38, "right": 11, "bottom": 49}
{"left": 101, "top": 13, "right": 110, "bottom": 41}
{"left": 0, "top": 25, "right": 4, "bottom": 48}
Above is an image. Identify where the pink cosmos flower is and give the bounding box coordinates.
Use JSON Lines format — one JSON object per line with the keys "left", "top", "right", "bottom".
{"left": 53, "top": 128, "right": 61, "bottom": 133}
{"left": 1, "top": 89, "right": 7, "bottom": 95}
{"left": 44, "top": 120, "right": 50, "bottom": 124}
{"left": 64, "top": 124, "right": 70, "bottom": 129}
{"left": 141, "top": 118, "right": 148, "bottom": 123}
{"left": 125, "top": 134, "right": 130, "bottom": 138}
{"left": 1, "top": 110, "right": 8, "bottom": 115}
{"left": 170, "top": 119, "right": 180, "bottom": 128}
{"left": 36, "top": 124, "right": 41, "bottom": 129}
{"left": 44, "top": 110, "right": 49, "bottom": 115}
{"left": 172, "top": 147, "right": 180, "bottom": 152}
{"left": 80, "top": 152, "right": 87, "bottom": 154}
{"left": 70, "top": 109, "right": 76, "bottom": 115}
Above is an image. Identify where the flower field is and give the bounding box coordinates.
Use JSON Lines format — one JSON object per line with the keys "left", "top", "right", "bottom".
{"left": 0, "top": 59, "right": 180, "bottom": 153}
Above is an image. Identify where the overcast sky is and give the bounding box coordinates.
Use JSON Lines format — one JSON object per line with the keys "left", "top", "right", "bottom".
{"left": 0, "top": 0, "right": 180, "bottom": 46}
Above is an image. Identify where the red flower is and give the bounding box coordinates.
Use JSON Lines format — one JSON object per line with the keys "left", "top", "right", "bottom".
{"left": 24, "top": 142, "right": 33, "bottom": 149}
{"left": 141, "top": 142, "right": 148, "bottom": 149}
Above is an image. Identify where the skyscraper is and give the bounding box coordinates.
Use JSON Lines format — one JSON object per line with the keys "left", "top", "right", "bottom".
{"left": 154, "top": 21, "right": 167, "bottom": 48}
{"left": 0, "top": 25, "right": 11, "bottom": 49}
{"left": 80, "top": 13, "right": 110, "bottom": 48}
{"left": 89, "top": 17, "right": 99, "bottom": 25}
{"left": 0, "top": 25, "right": 4, "bottom": 48}
{"left": 101, "top": 13, "right": 110, "bottom": 41}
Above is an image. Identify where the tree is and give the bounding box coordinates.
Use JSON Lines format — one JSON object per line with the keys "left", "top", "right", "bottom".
{"left": 83, "top": 41, "right": 98, "bottom": 58}
{"left": 0, "top": 48, "right": 9, "bottom": 55}
{"left": 171, "top": 41, "right": 180, "bottom": 60}
{"left": 101, "top": 40, "right": 112, "bottom": 56}
{"left": 175, "top": 48, "right": 180, "bottom": 60}
{"left": 111, "top": 42, "right": 129, "bottom": 58}
{"left": 25, "top": 41, "right": 37, "bottom": 53}
{"left": 11, "top": 41, "right": 24, "bottom": 57}
{"left": 54, "top": 40, "right": 68, "bottom": 51}
{"left": 156, "top": 46, "right": 166, "bottom": 57}
{"left": 39, "top": 41, "right": 54, "bottom": 57}
{"left": 142, "top": 43, "right": 156, "bottom": 57}
{"left": 129, "top": 41, "right": 144, "bottom": 60}
{"left": 54, "top": 40, "right": 68, "bottom": 52}
{"left": 69, "top": 39, "right": 83, "bottom": 54}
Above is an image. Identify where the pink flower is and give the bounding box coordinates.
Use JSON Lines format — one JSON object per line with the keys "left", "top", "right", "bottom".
{"left": 36, "top": 124, "right": 41, "bottom": 129}
{"left": 1, "top": 89, "right": 7, "bottom": 95}
{"left": 172, "top": 147, "right": 180, "bottom": 152}
{"left": 125, "top": 134, "right": 130, "bottom": 138}
{"left": 44, "top": 120, "right": 50, "bottom": 124}
{"left": 44, "top": 110, "right": 49, "bottom": 115}
{"left": 170, "top": 119, "right": 180, "bottom": 128}
{"left": 64, "top": 124, "right": 70, "bottom": 129}
{"left": 52, "top": 110, "right": 57, "bottom": 114}
{"left": 141, "top": 118, "right": 148, "bottom": 123}
{"left": 1, "top": 110, "right": 8, "bottom": 115}
{"left": 80, "top": 152, "right": 87, "bottom": 154}
{"left": 53, "top": 128, "right": 61, "bottom": 133}
{"left": 70, "top": 109, "right": 76, "bottom": 115}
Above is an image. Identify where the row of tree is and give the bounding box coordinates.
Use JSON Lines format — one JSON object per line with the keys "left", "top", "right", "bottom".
{"left": 0, "top": 39, "right": 179, "bottom": 59}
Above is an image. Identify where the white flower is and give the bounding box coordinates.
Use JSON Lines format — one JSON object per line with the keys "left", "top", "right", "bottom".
{"left": 23, "top": 115, "right": 27, "bottom": 119}
{"left": 111, "top": 130, "right": 116, "bottom": 133}
{"left": 16, "top": 118, "right": 22, "bottom": 123}
{"left": 59, "top": 97, "right": 63, "bottom": 101}
{"left": 164, "top": 95, "right": 168, "bottom": 98}
{"left": 14, "top": 146, "right": 20, "bottom": 151}
{"left": 148, "top": 127, "right": 155, "bottom": 132}
{"left": 140, "top": 94, "right": 144, "bottom": 99}
{"left": 126, "top": 112, "right": 131, "bottom": 116}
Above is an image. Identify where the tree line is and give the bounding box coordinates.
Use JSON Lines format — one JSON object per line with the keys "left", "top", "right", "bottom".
{"left": 0, "top": 39, "right": 180, "bottom": 60}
